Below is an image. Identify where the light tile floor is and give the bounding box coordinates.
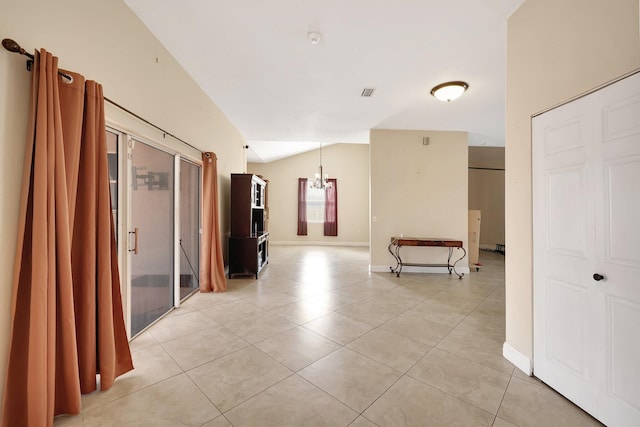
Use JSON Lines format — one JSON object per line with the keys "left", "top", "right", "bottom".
{"left": 55, "top": 246, "right": 603, "bottom": 427}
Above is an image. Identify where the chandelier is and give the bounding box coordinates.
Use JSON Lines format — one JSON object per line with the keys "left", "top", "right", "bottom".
{"left": 309, "top": 143, "right": 332, "bottom": 189}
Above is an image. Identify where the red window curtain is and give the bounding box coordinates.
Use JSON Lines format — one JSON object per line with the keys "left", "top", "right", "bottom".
{"left": 324, "top": 178, "right": 338, "bottom": 236}
{"left": 200, "top": 152, "right": 227, "bottom": 292}
{"left": 297, "top": 178, "right": 308, "bottom": 235}
{"left": 2, "top": 49, "right": 133, "bottom": 427}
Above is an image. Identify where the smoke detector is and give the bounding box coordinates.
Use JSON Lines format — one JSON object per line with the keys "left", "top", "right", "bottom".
{"left": 307, "top": 31, "right": 322, "bottom": 45}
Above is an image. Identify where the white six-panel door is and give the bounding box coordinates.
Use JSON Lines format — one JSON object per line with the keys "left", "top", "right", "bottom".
{"left": 533, "top": 71, "right": 640, "bottom": 427}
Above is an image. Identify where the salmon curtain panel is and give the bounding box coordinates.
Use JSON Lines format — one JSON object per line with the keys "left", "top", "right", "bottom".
{"left": 324, "top": 178, "right": 338, "bottom": 236}
{"left": 200, "top": 152, "right": 227, "bottom": 292}
{"left": 1, "top": 50, "right": 133, "bottom": 427}
{"left": 297, "top": 178, "right": 308, "bottom": 236}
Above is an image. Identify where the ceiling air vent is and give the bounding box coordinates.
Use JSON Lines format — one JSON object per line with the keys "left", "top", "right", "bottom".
{"left": 360, "top": 88, "right": 375, "bottom": 97}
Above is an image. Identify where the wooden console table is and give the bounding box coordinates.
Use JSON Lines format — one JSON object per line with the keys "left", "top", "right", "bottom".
{"left": 388, "top": 237, "right": 466, "bottom": 279}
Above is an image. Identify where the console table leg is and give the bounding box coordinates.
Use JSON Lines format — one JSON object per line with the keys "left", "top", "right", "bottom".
{"left": 451, "top": 247, "right": 467, "bottom": 279}
{"left": 395, "top": 245, "right": 403, "bottom": 277}
{"left": 388, "top": 238, "right": 405, "bottom": 277}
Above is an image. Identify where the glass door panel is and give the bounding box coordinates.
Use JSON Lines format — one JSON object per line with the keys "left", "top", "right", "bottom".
{"left": 130, "top": 140, "right": 174, "bottom": 336}
{"left": 106, "top": 130, "right": 119, "bottom": 240}
{"left": 179, "top": 160, "right": 200, "bottom": 300}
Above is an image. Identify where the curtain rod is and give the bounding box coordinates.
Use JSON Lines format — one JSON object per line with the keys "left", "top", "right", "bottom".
{"left": 469, "top": 167, "right": 505, "bottom": 171}
{"left": 2, "top": 37, "right": 201, "bottom": 154}
{"left": 103, "top": 97, "right": 200, "bottom": 153}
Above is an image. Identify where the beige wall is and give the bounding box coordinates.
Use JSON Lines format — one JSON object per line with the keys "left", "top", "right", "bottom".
{"left": 468, "top": 147, "right": 505, "bottom": 248}
{"left": 469, "top": 170, "right": 505, "bottom": 248}
{"left": 370, "top": 130, "right": 469, "bottom": 271}
{"left": 0, "top": 0, "right": 246, "bottom": 409}
{"left": 469, "top": 146, "right": 504, "bottom": 169}
{"left": 505, "top": 0, "right": 640, "bottom": 363}
{"left": 248, "top": 143, "right": 369, "bottom": 245}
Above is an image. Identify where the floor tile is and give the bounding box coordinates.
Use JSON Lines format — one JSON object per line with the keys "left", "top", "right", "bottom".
{"left": 254, "top": 326, "right": 340, "bottom": 371}
{"left": 128, "top": 330, "right": 158, "bottom": 353}
{"left": 333, "top": 271, "right": 381, "bottom": 288}
{"left": 225, "top": 375, "right": 358, "bottom": 427}
{"left": 181, "top": 290, "right": 239, "bottom": 309}
{"left": 268, "top": 299, "right": 331, "bottom": 324}
{"left": 199, "top": 299, "right": 262, "bottom": 325}
{"left": 427, "top": 292, "right": 483, "bottom": 310}
{"left": 472, "top": 301, "right": 506, "bottom": 319}
{"left": 163, "top": 302, "right": 198, "bottom": 318}
{"left": 82, "top": 374, "right": 219, "bottom": 427}
{"left": 347, "top": 328, "right": 430, "bottom": 372}
{"left": 436, "top": 329, "right": 515, "bottom": 375}
{"left": 484, "top": 287, "right": 506, "bottom": 304}
{"left": 200, "top": 416, "right": 234, "bottom": 427}
{"left": 334, "top": 283, "right": 386, "bottom": 300}
{"left": 224, "top": 311, "right": 296, "bottom": 343}
{"left": 239, "top": 290, "right": 298, "bottom": 310}
{"left": 497, "top": 377, "right": 604, "bottom": 427}
{"left": 381, "top": 313, "right": 452, "bottom": 346}
{"left": 349, "top": 277, "right": 398, "bottom": 292}
{"left": 408, "top": 348, "right": 510, "bottom": 414}
{"left": 161, "top": 326, "right": 249, "bottom": 370}
{"left": 511, "top": 367, "right": 545, "bottom": 386}
{"left": 405, "top": 299, "right": 474, "bottom": 327}
{"left": 148, "top": 311, "right": 220, "bottom": 343}
{"left": 261, "top": 276, "right": 304, "bottom": 292}
{"left": 81, "top": 344, "right": 182, "bottom": 412}
{"left": 303, "top": 312, "right": 374, "bottom": 345}
{"left": 338, "top": 300, "right": 404, "bottom": 326}
{"left": 436, "top": 283, "right": 495, "bottom": 302}
{"left": 365, "top": 288, "right": 423, "bottom": 312}
{"left": 298, "top": 347, "right": 402, "bottom": 412}
{"left": 492, "top": 417, "right": 518, "bottom": 427}
{"left": 454, "top": 312, "right": 505, "bottom": 344}
{"left": 363, "top": 375, "right": 494, "bottom": 427}
{"left": 348, "top": 416, "right": 380, "bottom": 427}
{"left": 226, "top": 281, "right": 269, "bottom": 298}
{"left": 187, "top": 346, "right": 292, "bottom": 412}
{"left": 53, "top": 415, "right": 84, "bottom": 427}
{"left": 305, "top": 291, "right": 360, "bottom": 310}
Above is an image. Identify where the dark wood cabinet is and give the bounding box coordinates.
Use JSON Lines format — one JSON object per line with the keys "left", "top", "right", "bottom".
{"left": 229, "top": 174, "right": 269, "bottom": 279}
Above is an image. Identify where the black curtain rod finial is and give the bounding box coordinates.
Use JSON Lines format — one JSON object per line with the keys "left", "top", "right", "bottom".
{"left": 2, "top": 38, "right": 34, "bottom": 60}
{"left": 2, "top": 38, "right": 25, "bottom": 55}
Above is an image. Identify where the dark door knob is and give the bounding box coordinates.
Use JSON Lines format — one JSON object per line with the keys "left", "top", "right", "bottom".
{"left": 593, "top": 273, "right": 605, "bottom": 281}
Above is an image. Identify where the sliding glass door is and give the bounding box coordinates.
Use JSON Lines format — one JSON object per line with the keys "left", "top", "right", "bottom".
{"left": 107, "top": 127, "right": 202, "bottom": 338}
{"left": 179, "top": 159, "right": 200, "bottom": 299}
{"left": 106, "top": 130, "right": 119, "bottom": 237}
{"left": 129, "top": 139, "right": 175, "bottom": 336}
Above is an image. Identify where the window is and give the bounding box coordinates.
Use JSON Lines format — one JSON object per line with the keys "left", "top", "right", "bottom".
{"left": 306, "top": 187, "right": 325, "bottom": 223}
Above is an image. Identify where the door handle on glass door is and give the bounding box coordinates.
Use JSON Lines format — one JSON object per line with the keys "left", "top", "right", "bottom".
{"left": 593, "top": 273, "right": 605, "bottom": 281}
{"left": 128, "top": 228, "right": 139, "bottom": 254}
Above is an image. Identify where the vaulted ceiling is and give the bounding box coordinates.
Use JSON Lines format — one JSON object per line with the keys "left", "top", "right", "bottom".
{"left": 125, "top": 0, "right": 524, "bottom": 162}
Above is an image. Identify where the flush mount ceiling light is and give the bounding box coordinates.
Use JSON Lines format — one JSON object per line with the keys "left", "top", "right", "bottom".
{"left": 430, "top": 81, "right": 469, "bottom": 102}
{"left": 307, "top": 31, "right": 322, "bottom": 45}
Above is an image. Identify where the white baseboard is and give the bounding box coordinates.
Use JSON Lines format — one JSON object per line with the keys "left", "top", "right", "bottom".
{"left": 370, "top": 265, "right": 471, "bottom": 275}
{"left": 272, "top": 241, "right": 369, "bottom": 247}
{"left": 503, "top": 342, "right": 532, "bottom": 376}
